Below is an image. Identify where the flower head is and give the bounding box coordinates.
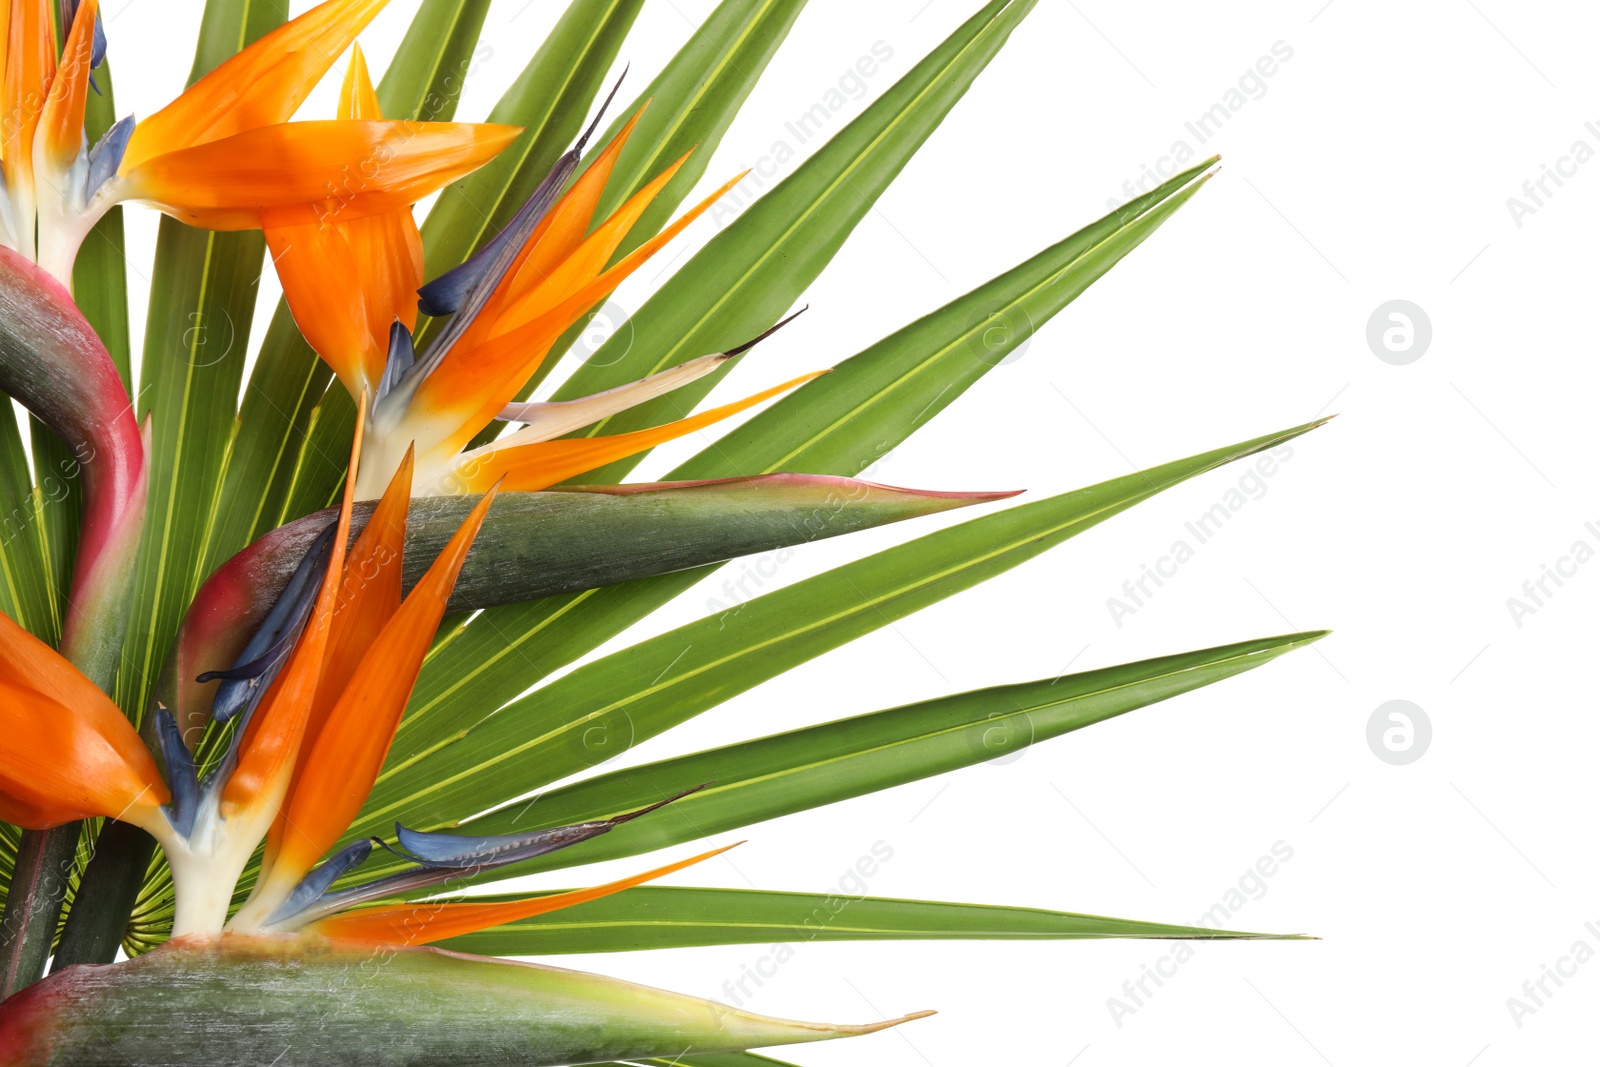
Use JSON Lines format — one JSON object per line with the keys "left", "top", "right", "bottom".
{"left": 269, "top": 75, "right": 821, "bottom": 500}
{"left": 8, "top": 0, "right": 518, "bottom": 281}
{"left": 0, "top": 410, "right": 723, "bottom": 943}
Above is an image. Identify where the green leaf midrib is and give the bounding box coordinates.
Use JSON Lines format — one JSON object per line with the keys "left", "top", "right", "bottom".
{"left": 132, "top": 232, "right": 218, "bottom": 699}
{"left": 413, "top": 0, "right": 475, "bottom": 119}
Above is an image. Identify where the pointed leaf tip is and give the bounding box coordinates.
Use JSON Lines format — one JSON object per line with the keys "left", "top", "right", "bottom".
{"left": 854, "top": 1009, "right": 937, "bottom": 1034}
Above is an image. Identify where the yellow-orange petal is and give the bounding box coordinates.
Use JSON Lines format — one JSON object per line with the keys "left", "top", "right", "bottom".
{"left": 411, "top": 172, "right": 744, "bottom": 461}
{"left": 339, "top": 44, "right": 381, "bottom": 122}
{"left": 120, "top": 0, "right": 390, "bottom": 171}
{"left": 263, "top": 53, "right": 424, "bottom": 397}
{"left": 270, "top": 485, "right": 496, "bottom": 886}
{"left": 490, "top": 151, "right": 692, "bottom": 339}
{"left": 435, "top": 108, "right": 650, "bottom": 368}
{"left": 0, "top": 614, "right": 168, "bottom": 831}
{"left": 444, "top": 371, "right": 825, "bottom": 494}
{"left": 3, "top": 0, "right": 56, "bottom": 193}
{"left": 222, "top": 401, "right": 367, "bottom": 818}
{"left": 122, "top": 119, "right": 522, "bottom": 232}
{"left": 308, "top": 844, "right": 735, "bottom": 946}
{"left": 260, "top": 447, "right": 413, "bottom": 880}
{"left": 35, "top": 0, "right": 97, "bottom": 173}
{"left": 493, "top": 107, "right": 646, "bottom": 307}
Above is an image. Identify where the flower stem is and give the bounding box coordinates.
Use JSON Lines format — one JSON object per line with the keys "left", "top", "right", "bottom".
{"left": 0, "top": 248, "right": 149, "bottom": 990}
{"left": 49, "top": 823, "right": 157, "bottom": 970}
{"left": 0, "top": 826, "right": 81, "bottom": 996}
{"left": 0, "top": 562, "right": 144, "bottom": 987}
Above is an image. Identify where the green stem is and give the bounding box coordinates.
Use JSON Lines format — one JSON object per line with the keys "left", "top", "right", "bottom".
{"left": 1, "top": 491, "right": 146, "bottom": 984}
{"left": 0, "top": 549, "right": 146, "bottom": 981}
{"left": 0, "top": 233, "right": 150, "bottom": 989}
{"left": 0, "top": 826, "right": 80, "bottom": 996}
{"left": 50, "top": 824, "right": 156, "bottom": 970}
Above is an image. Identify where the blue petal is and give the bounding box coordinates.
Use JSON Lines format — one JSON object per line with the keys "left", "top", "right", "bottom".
{"left": 266, "top": 840, "right": 375, "bottom": 927}
{"left": 375, "top": 321, "right": 415, "bottom": 405}
{"left": 394, "top": 818, "right": 613, "bottom": 867}
{"left": 200, "top": 520, "right": 337, "bottom": 724}
{"left": 86, "top": 116, "right": 133, "bottom": 200}
{"left": 393, "top": 785, "right": 707, "bottom": 868}
{"left": 91, "top": 14, "right": 107, "bottom": 69}
{"left": 153, "top": 706, "right": 200, "bottom": 839}
{"left": 414, "top": 158, "right": 575, "bottom": 319}
{"left": 292, "top": 786, "right": 705, "bottom": 925}
{"left": 414, "top": 68, "right": 627, "bottom": 322}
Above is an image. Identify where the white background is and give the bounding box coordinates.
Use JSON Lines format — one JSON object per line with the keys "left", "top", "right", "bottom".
{"left": 101, "top": 0, "right": 1599, "bottom": 1063}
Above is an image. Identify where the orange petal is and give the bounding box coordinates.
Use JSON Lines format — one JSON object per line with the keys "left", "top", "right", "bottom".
{"left": 0, "top": 597, "right": 122, "bottom": 714}
{"left": 0, "top": 614, "right": 167, "bottom": 831}
{"left": 314, "top": 446, "right": 414, "bottom": 733}
{"left": 222, "top": 401, "right": 367, "bottom": 818}
{"left": 332, "top": 48, "right": 427, "bottom": 369}
{"left": 309, "top": 843, "right": 735, "bottom": 946}
{"left": 3, "top": 0, "right": 56, "bottom": 192}
{"left": 446, "top": 371, "right": 825, "bottom": 493}
{"left": 120, "top": 0, "right": 390, "bottom": 171}
{"left": 493, "top": 108, "right": 647, "bottom": 308}
{"left": 434, "top": 108, "right": 650, "bottom": 368}
{"left": 491, "top": 151, "right": 692, "bottom": 338}
{"left": 35, "top": 0, "right": 97, "bottom": 173}
{"left": 122, "top": 119, "right": 521, "bottom": 232}
{"left": 270, "top": 485, "right": 496, "bottom": 885}
{"left": 351, "top": 207, "right": 424, "bottom": 347}
{"left": 263, "top": 53, "right": 424, "bottom": 397}
{"left": 260, "top": 448, "right": 413, "bottom": 879}
{"left": 412, "top": 172, "right": 744, "bottom": 461}
{"left": 338, "top": 44, "right": 382, "bottom": 122}
{"left": 257, "top": 451, "right": 408, "bottom": 896}
{"left": 265, "top": 222, "right": 384, "bottom": 398}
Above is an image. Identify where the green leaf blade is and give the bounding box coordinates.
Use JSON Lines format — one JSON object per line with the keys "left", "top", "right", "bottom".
{"left": 377, "top": 0, "right": 492, "bottom": 123}
{"left": 439, "top": 632, "right": 1325, "bottom": 880}
{"left": 356, "top": 420, "right": 1324, "bottom": 838}
{"left": 394, "top": 106, "right": 1213, "bottom": 754}
{"left": 114, "top": 0, "right": 288, "bottom": 718}
{"left": 505, "top": 0, "right": 811, "bottom": 405}
{"left": 550, "top": 0, "right": 1040, "bottom": 483}
{"left": 685, "top": 161, "right": 1218, "bottom": 477}
{"left": 0, "top": 413, "right": 53, "bottom": 641}
{"left": 204, "top": 0, "right": 500, "bottom": 569}
{"left": 419, "top": 0, "right": 648, "bottom": 285}
{"left": 439, "top": 885, "right": 1309, "bottom": 956}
